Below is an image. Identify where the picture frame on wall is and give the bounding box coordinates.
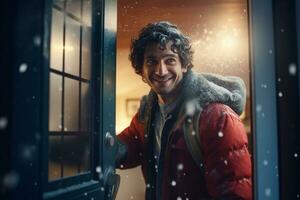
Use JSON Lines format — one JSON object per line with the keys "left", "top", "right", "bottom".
{"left": 126, "top": 98, "right": 140, "bottom": 117}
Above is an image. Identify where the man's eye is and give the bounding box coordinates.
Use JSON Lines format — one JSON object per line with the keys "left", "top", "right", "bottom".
{"left": 146, "top": 59, "right": 156, "bottom": 66}
{"left": 165, "top": 58, "right": 176, "bottom": 65}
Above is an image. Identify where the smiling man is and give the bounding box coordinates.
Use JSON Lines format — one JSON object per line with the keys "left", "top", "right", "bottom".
{"left": 116, "top": 21, "right": 252, "bottom": 200}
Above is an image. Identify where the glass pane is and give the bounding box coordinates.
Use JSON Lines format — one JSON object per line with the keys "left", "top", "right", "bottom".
{"left": 81, "top": 82, "right": 91, "bottom": 131}
{"left": 49, "top": 136, "right": 62, "bottom": 180}
{"left": 49, "top": 73, "right": 62, "bottom": 131}
{"left": 63, "top": 135, "right": 90, "bottom": 177}
{"left": 66, "top": 0, "right": 81, "bottom": 19}
{"left": 82, "top": 0, "right": 92, "bottom": 26}
{"left": 50, "top": 8, "right": 64, "bottom": 71}
{"left": 82, "top": 26, "right": 92, "bottom": 80}
{"left": 79, "top": 136, "right": 90, "bottom": 172}
{"left": 65, "top": 16, "right": 80, "bottom": 76}
{"left": 64, "top": 78, "right": 79, "bottom": 131}
{"left": 53, "top": 0, "right": 64, "bottom": 9}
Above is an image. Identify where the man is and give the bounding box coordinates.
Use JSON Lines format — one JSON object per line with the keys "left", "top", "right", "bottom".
{"left": 116, "top": 21, "right": 252, "bottom": 200}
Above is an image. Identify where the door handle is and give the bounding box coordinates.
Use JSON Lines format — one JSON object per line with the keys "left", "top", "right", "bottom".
{"left": 104, "top": 167, "right": 120, "bottom": 200}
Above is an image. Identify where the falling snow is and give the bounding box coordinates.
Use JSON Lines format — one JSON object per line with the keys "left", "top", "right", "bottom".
{"left": 0, "top": 117, "right": 8, "bottom": 129}
{"left": 33, "top": 35, "right": 41, "bottom": 46}
{"left": 177, "top": 197, "right": 182, "bottom": 200}
{"left": 278, "top": 92, "right": 283, "bottom": 98}
{"left": 256, "top": 104, "right": 262, "bottom": 112}
{"left": 224, "top": 160, "right": 228, "bottom": 165}
{"left": 185, "top": 101, "right": 196, "bottom": 116}
{"left": 218, "top": 131, "right": 224, "bottom": 137}
{"left": 96, "top": 166, "right": 102, "bottom": 173}
{"left": 19, "top": 63, "right": 28, "bottom": 73}
{"left": 265, "top": 188, "right": 271, "bottom": 197}
{"left": 294, "top": 153, "right": 298, "bottom": 158}
{"left": 187, "top": 118, "right": 192, "bottom": 123}
{"left": 3, "top": 171, "right": 19, "bottom": 189}
{"left": 177, "top": 163, "right": 184, "bottom": 170}
{"left": 263, "top": 160, "right": 268, "bottom": 166}
{"left": 171, "top": 180, "right": 176, "bottom": 186}
{"left": 261, "top": 84, "right": 267, "bottom": 88}
{"left": 288, "top": 63, "right": 297, "bottom": 76}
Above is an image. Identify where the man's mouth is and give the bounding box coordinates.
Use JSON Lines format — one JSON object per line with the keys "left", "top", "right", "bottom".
{"left": 152, "top": 76, "right": 173, "bottom": 83}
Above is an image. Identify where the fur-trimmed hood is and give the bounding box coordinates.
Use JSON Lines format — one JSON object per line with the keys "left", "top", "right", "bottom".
{"left": 139, "top": 70, "right": 246, "bottom": 120}
{"left": 181, "top": 70, "right": 246, "bottom": 115}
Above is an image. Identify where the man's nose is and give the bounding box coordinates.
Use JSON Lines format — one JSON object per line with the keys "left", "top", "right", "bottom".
{"left": 155, "top": 61, "right": 168, "bottom": 76}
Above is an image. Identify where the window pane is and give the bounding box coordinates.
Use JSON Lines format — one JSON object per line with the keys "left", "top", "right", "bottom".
{"left": 63, "top": 135, "right": 90, "bottom": 177}
{"left": 82, "top": 26, "right": 92, "bottom": 80}
{"left": 48, "top": 0, "right": 93, "bottom": 183}
{"left": 53, "top": 0, "right": 64, "bottom": 10}
{"left": 50, "top": 8, "right": 64, "bottom": 71}
{"left": 79, "top": 135, "right": 90, "bottom": 172}
{"left": 64, "top": 78, "right": 79, "bottom": 131}
{"left": 65, "top": 16, "right": 80, "bottom": 76}
{"left": 49, "top": 73, "right": 62, "bottom": 131}
{"left": 49, "top": 136, "right": 62, "bottom": 180}
{"left": 82, "top": 0, "right": 92, "bottom": 26}
{"left": 81, "top": 82, "right": 91, "bottom": 131}
{"left": 66, "top": 0, "right": 81, "bottom": 19}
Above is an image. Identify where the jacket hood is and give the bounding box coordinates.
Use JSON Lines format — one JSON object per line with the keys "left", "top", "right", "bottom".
{"left": 139, "top": 70, "right": 246, "bottom": 121}
{"left": 181, "top": 70, "right": 246, "bottom": 115}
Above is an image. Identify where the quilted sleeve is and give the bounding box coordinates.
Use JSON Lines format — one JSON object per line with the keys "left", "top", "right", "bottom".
{"left": 116, "top": 113, "right": 144, "bottom": 169}
{"left": 199, "top": 103, "right": 252, "bottom": 200}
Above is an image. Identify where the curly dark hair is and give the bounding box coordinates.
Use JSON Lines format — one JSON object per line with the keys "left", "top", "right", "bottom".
{"left": 129, "top": 21, "right": 194, "bottom": 75}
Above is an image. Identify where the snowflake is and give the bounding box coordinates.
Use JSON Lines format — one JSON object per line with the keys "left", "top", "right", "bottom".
{"left": 0, "top": 117, "right": 8, "bottom": 129}
{"left": 294, "top": 153, "right": 298, "bottom": 158}
{"left": 177, "top": 163, "right": 184, "bottom": 170}
{"left": 289, "top": 63, "right": 297, "bottom": 75}
{"left": 256, "top": 104, "right": 262, "bottom": 112}
{"left": 96, "top": 166, "right": 101, "bottom": 173}
{"left": 265, "top": 188, "right": 271, "bottom": 197}
{"left": 171, "top": 180, "right": 176, "bottom": 186}
{"left": 19, "top": 63, "right": 28, "bottom": 73}
{"left": 218, "top": 131, "right": 224, "bottom": 137}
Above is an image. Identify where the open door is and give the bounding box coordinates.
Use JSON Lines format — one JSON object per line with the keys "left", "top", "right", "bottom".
{"left": 0, "top": 0, "right": 119, "bottom": 199}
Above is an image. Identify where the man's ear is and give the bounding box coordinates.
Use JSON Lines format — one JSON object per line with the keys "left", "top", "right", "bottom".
{"left": 182, "top": 65, "right": 188, "bottom": 73}
{"left": 141, "top": 74, "right": 147, "bottom": 83}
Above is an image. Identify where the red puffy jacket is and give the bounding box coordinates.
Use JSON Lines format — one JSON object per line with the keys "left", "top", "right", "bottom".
{"left": 117, "top": 102, "right": 252, "bottom": 200}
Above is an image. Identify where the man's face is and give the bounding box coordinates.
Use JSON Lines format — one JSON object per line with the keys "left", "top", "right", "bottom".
{"left": 142, "top": 41, "right": 187, "bottom": 103}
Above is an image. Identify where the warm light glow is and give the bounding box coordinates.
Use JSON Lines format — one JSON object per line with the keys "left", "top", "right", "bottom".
{"left": 55, "top": 45, "right": 74, "bottom": 51}
{"left": 221, "top": 34, "right": 237, "bottom": 49}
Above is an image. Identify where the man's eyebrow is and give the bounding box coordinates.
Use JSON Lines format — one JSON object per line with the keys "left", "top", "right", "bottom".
{"left": 144, "top": 54, "right": 178, "bottom": 59}
{"left": 162, "top": 54, "right": 177, "bottom": 58}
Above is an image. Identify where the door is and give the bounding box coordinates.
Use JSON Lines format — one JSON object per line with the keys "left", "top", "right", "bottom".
{"left": 0, "top": 0, "right": 119, "bottom": 199}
